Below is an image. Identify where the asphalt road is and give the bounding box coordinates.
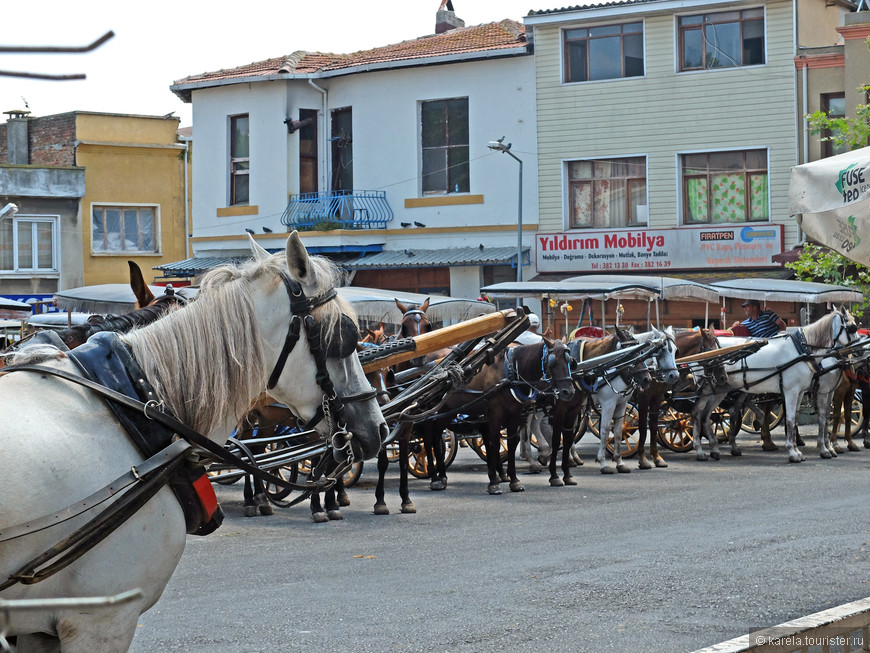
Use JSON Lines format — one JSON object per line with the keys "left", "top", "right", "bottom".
{"left": 129, "top": 427, "right": 870, "bottom": 653}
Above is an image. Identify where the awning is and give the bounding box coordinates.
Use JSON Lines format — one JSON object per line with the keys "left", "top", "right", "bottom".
{"left": 560, "top": 274, "right": 720, "bottom": 303}
{"left": 342, "top": 247, "right": 529, "bottom": 270}
{"left": 710, "top": 278, "right": 863, "bottom": 304}
{"left": 54, "top": 284, "right": 197, "bottom": 314}
{"left": 338, "top": 286, "right": 495, "bottom": 325}
{"left": 789, "top": 146, "right": 870, "bottom": 266}
{"left": 0, "top": 296, "right": 34, "bottom": 319}
{"left": 154, "top": 256, "right": 248, "bottom": 278}
{"left": 480, "top": 280, "right": 660, "bottom": 302}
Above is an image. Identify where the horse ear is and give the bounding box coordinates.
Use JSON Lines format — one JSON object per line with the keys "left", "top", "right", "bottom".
{"left": 421, "top": 298, "right": 430, "bottom": 312}
{"left": 249, "top": 233, "right": 271, "bottom": 262}
{"left": 128, "top": 260, "right": 155, "bottom": 309}
{"left": 284, "top": 231, "right": 312, "bottom": 284}
{"left": 395, "top": 298, "right": 409, "bottom": 314}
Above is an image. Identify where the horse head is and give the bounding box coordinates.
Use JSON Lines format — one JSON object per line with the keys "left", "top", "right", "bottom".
{"left": 543, "top": 337, "right": 576, "bottom": 402}
{"left": 250, "top": 233, "right": 388, "bottom": 461}
{"left": 638, "top": 326, "right": 680, "bottom": 386}
{"left": 395, "top": 297, "right": 431, "bottom": 338}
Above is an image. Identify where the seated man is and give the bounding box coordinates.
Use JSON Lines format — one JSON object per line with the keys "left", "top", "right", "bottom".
{"left": 731, "top": 299, "right": 786, "bottom": 338}
{"left": 514, "top": 313, "right": 544, "bottom": 345}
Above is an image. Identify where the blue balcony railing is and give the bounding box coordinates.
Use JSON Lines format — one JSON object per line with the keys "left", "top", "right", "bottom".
{"left": 280, "top": 190, "right": 393, "bottom": 231}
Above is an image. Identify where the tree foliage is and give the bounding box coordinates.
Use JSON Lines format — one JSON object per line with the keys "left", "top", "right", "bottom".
{"left": 786, "top": 243, "right": 870, "bottom": 316}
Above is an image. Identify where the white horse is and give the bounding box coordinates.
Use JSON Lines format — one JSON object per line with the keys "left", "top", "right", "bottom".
{"left": 691, "top": 309, "right": 856, "bottom": 463}
{"left": 592, "top": 327, "right": 680, "bottom": 473}
{"left": 0, "top": 233, "right": 387, "bottom": 652}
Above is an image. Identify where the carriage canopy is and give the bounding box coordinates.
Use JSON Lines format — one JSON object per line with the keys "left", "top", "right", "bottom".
{"left": 710, "top": 278, "right": 863, "bottom": 304}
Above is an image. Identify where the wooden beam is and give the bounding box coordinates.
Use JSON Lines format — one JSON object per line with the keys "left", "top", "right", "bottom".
{"left": 362, "top": 309, "right": 520, "bottom": 373}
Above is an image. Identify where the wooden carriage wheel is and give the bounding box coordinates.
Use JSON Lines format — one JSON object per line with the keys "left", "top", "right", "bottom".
{"left": 467, "top": 430, "right": 510, "bottom": 464}
{"left": 828, "top": 389, "right": 865, "bottom": 438}
{"left": 581, "top": 403, "right": 641, "bottom": 458}
{"left": 408, "top": 429, "right": 458, "bottom": 480}
{"left": 740, "top": 399, "right": 784, "bottom": 434}
{"left": 657, "top": 406, "right": 694, "bottom": 453}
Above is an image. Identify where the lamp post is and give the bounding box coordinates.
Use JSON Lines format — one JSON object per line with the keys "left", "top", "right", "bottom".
{"left": 487, "top": 138, "right": 523, "bottom": 305}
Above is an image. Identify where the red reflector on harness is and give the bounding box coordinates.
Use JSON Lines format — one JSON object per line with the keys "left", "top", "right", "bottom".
{"left": 192, "top": 472, "right": 219, "bottom": 520}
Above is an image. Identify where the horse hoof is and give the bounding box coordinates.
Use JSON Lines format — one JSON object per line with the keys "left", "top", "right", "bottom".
{"left": 487, "top": 484, "right": 502, "bottom": 495}
{"left": 244, "top": 506, "right": 258, "bottom": 518}
{"left": 571, "top": 454, "right": 584, "bottom": 466}
{"left": 510, "top": 481, "right": 525, "bottom": 492}
{"left": 528, "top": 462, "right": 542, "bottom": 474}
{"left": 430, "top": 480, "right": 445, "bottom": 491}
{"left": 788, "top": 454, "right": 804, "bottom": 463}
{"left": 616, "top": 464, "right": 631, "bottom": 474}
{"left": 499, "top": 474, "right": 510, "bottom": 483}
{"left": 696, "top": 453, "right": 709, "bottom": 462}
{"left": 820, "top": 450, "right": 832, "bottom": 459}
{"left": 312, "top": 512, "right": 329, "bottom": 523}
{"left": 762, "top": 443, "right": 779, "bottom": 452}
{"left": 654, "top": 458, "right": 668, "bottom": 468}
{"left": 549, "top": 476, "right": 564, "bottom": 487}
{"left": 258, "top": 503, "right": 274, "bottom": 516}
{"left": 373, "top": 503, "right": 389, "bottom": 515}
{"left": 710, "top": 452, "right": 720, "bottom": 461}
{"left": 600, "top": 466, "right": 615, "bottom": 475}
{"left": 864, "top": 439, "right": 870, "bottom": 450}
{"left": 730, "top": 448, "right": 742, "bottom": 457}
{"left": 638, "top": 459, "right": 652, "bottom": 470}
{"left": 338, "top": 495, "right": 351, "bottom": 507}
{"left": 796, "top": 437, "right": 806, "bottom": 447}
{"left": 400, "top": 502, "right": 416, "bottom": 514}
{"left": 563, "top": 475, "right": 577, "bottom": 486}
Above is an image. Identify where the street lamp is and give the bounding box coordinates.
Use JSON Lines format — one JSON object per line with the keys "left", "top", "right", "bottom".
{"left": 487, "top": 137, "right": 523, "bottom": 300}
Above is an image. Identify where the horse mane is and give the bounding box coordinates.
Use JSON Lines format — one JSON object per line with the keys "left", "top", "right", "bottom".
{"left": 801, "top": 310, "right": 838, "bottom": 349}
{"left": 123, "top": 251, "right": 353, "bottom": 435}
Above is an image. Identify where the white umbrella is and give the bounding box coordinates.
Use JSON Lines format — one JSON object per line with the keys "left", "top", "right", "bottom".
{"left": 789, "top": 146, "right": 870, "bottom": 265}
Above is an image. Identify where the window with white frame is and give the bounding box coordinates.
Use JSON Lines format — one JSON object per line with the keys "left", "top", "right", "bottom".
{"left": 681, "top": 149, "right": 768, "bottom": 224}
{"left": 92, "top": 205, "right": 157, "bottom": 254}
{"left": 563, "top": 22, "right": 644, "bottom": 83}
{"left": 0, "top": 215, "right": 58, "bottom": 272}
{"left": 230, "top": 114, "right": 250, "bottom": 205}
{"left": 678, "top": 9, "right": 765, "bottom": 71}
{"left": 567, "top": 156, "right": 647, "bottom": 228}
{"left": 421, "top": 97, "right": 469, "bottom": 194}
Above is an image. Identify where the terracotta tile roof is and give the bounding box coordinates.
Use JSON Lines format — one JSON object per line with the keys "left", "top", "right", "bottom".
{"left": 173, "top": 20, "right": 526, "bottom": 87}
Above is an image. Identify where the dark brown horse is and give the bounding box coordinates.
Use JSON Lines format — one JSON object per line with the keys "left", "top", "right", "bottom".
{"left": 419, "top": 338, "right": 576, "bottom": 495}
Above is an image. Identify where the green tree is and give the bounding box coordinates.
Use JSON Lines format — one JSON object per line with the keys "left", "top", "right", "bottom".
{"left": 786, "top": 243, "right": 870, "bottom": 317}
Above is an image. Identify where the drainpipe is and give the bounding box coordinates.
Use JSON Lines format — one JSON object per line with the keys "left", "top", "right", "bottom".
{"left": 308, "top": 78, "right": 328, "bottom": 192}
{"left": 183, "top": 139, "right": 190, "bottom": 257}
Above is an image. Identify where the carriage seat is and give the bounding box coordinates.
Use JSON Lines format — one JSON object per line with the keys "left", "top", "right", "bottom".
{"left": 570, "top": 326, "right": 606, "bottom": 339}
{"left": 729, "top": 325, "right": 751, "bottom": 337}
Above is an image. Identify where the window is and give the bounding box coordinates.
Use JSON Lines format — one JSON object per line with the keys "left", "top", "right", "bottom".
{"left": 230, "top": 114, "right": 249, "bottom": 205}
{"left": 679, "top": 9, "right": 764, "bottom": 71}
{"left": 421, "top": 98, "right": 469, "bottom": 194}
{"left": 822, "top": 93, "right": 847, "bottom": 158}
{"left": 0, "top": 215, "right": 57, "bottom": 272}
{"left": 564, "top": 22, "right": 644, "bottom": 83}
{"left": 681, "top": 150, "right": 768, "bottom": 224}
{"left": 567, "top": 157, "right": 647, "bottom": 229}
{"left": 299, "top": 109, "right": 318, "bottom": 194}
{"left": 92, "top": 206, "right": 157, "bottom": 254}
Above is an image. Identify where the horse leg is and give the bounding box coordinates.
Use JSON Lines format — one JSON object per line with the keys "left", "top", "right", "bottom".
{"left": 758, "top": 402, "right": 778, "bottom": 451}
{"left": 324, "top": 485, "right": 344, "bottom": 520}
{"left": 537, "top": 413, "right": 553, "bottom": 466}
{"left": 860, "top": 378, "right": 870, "bottom": 449}
{"left": 607, "top": 398, "right": 631, "bottom": 474}
{"left": 692, "top": 397, "right": 712, "bottom": 461}
{"left": 636, "top": 397, "right": 652, "bottom": 470}
{"left": 523, "top": 411, "right": 543, "bottom": 473}
{"left": 815, "top": 387, "right": 837, "bottom": 459}
{"left": 243, "top": 473, "right": 258, "bottom": 517}
{"left": 481, "top": 424, "right": 503, "bottom": 494}
{"left": 561, "top": 425, "right": 577, "bottom": 485}
{"left": 506, "top": 424, "right": 525, "bottom": 492}
{"left": 842, "top": 384, "right": 861, "bottom": 452}
{"left": 253, "top": 474, "right": 273, "bottom": 516}
{"left": 398, "top": 428, "right": 416, "bottom": 513}
{"left": 548, "top": 417, "right": 564, "bottom": 486}
{"left": 648, "top": 396, "right": 667, "bottom": 468}
{"left": 374, "top": 446, "right": 390, "bottom": 515}
{"left": 336, "top": 475, "right": 351, "bottom": 507}
{"left": 783, "top": 392, "right": 805, "bottom": 463}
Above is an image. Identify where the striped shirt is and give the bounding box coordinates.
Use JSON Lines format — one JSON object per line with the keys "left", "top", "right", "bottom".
{"left": 741, "top": 309, "right": 782, "bottom": 338}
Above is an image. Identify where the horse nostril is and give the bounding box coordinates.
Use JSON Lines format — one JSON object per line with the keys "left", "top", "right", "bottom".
{"left": 379, "top": 422, "right": 390, "bottom": 444}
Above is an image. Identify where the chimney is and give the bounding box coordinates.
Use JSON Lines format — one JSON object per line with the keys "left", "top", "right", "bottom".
{"left": 4, "top": 109, "right": 30, "bottom": 165}
{"left": 436, "top": 0, "right": 464, "bottom": 34}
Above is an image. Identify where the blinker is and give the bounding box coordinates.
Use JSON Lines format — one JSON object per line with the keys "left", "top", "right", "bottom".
{"left": 325, "top": 314, "right": 360, "bottom": 360}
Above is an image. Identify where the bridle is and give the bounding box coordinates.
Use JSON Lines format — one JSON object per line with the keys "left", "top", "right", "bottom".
{"left": 266, "top": 272, "right": 378, "bottom": 457}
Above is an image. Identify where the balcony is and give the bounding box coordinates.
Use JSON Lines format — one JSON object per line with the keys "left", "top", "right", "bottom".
{"left": 281, "top": 190, "right": 393, "bottom": 231}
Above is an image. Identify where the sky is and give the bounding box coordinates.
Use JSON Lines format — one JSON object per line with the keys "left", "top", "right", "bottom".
{"left": 0, "top": 1, "right": 545, "bottom": 128}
